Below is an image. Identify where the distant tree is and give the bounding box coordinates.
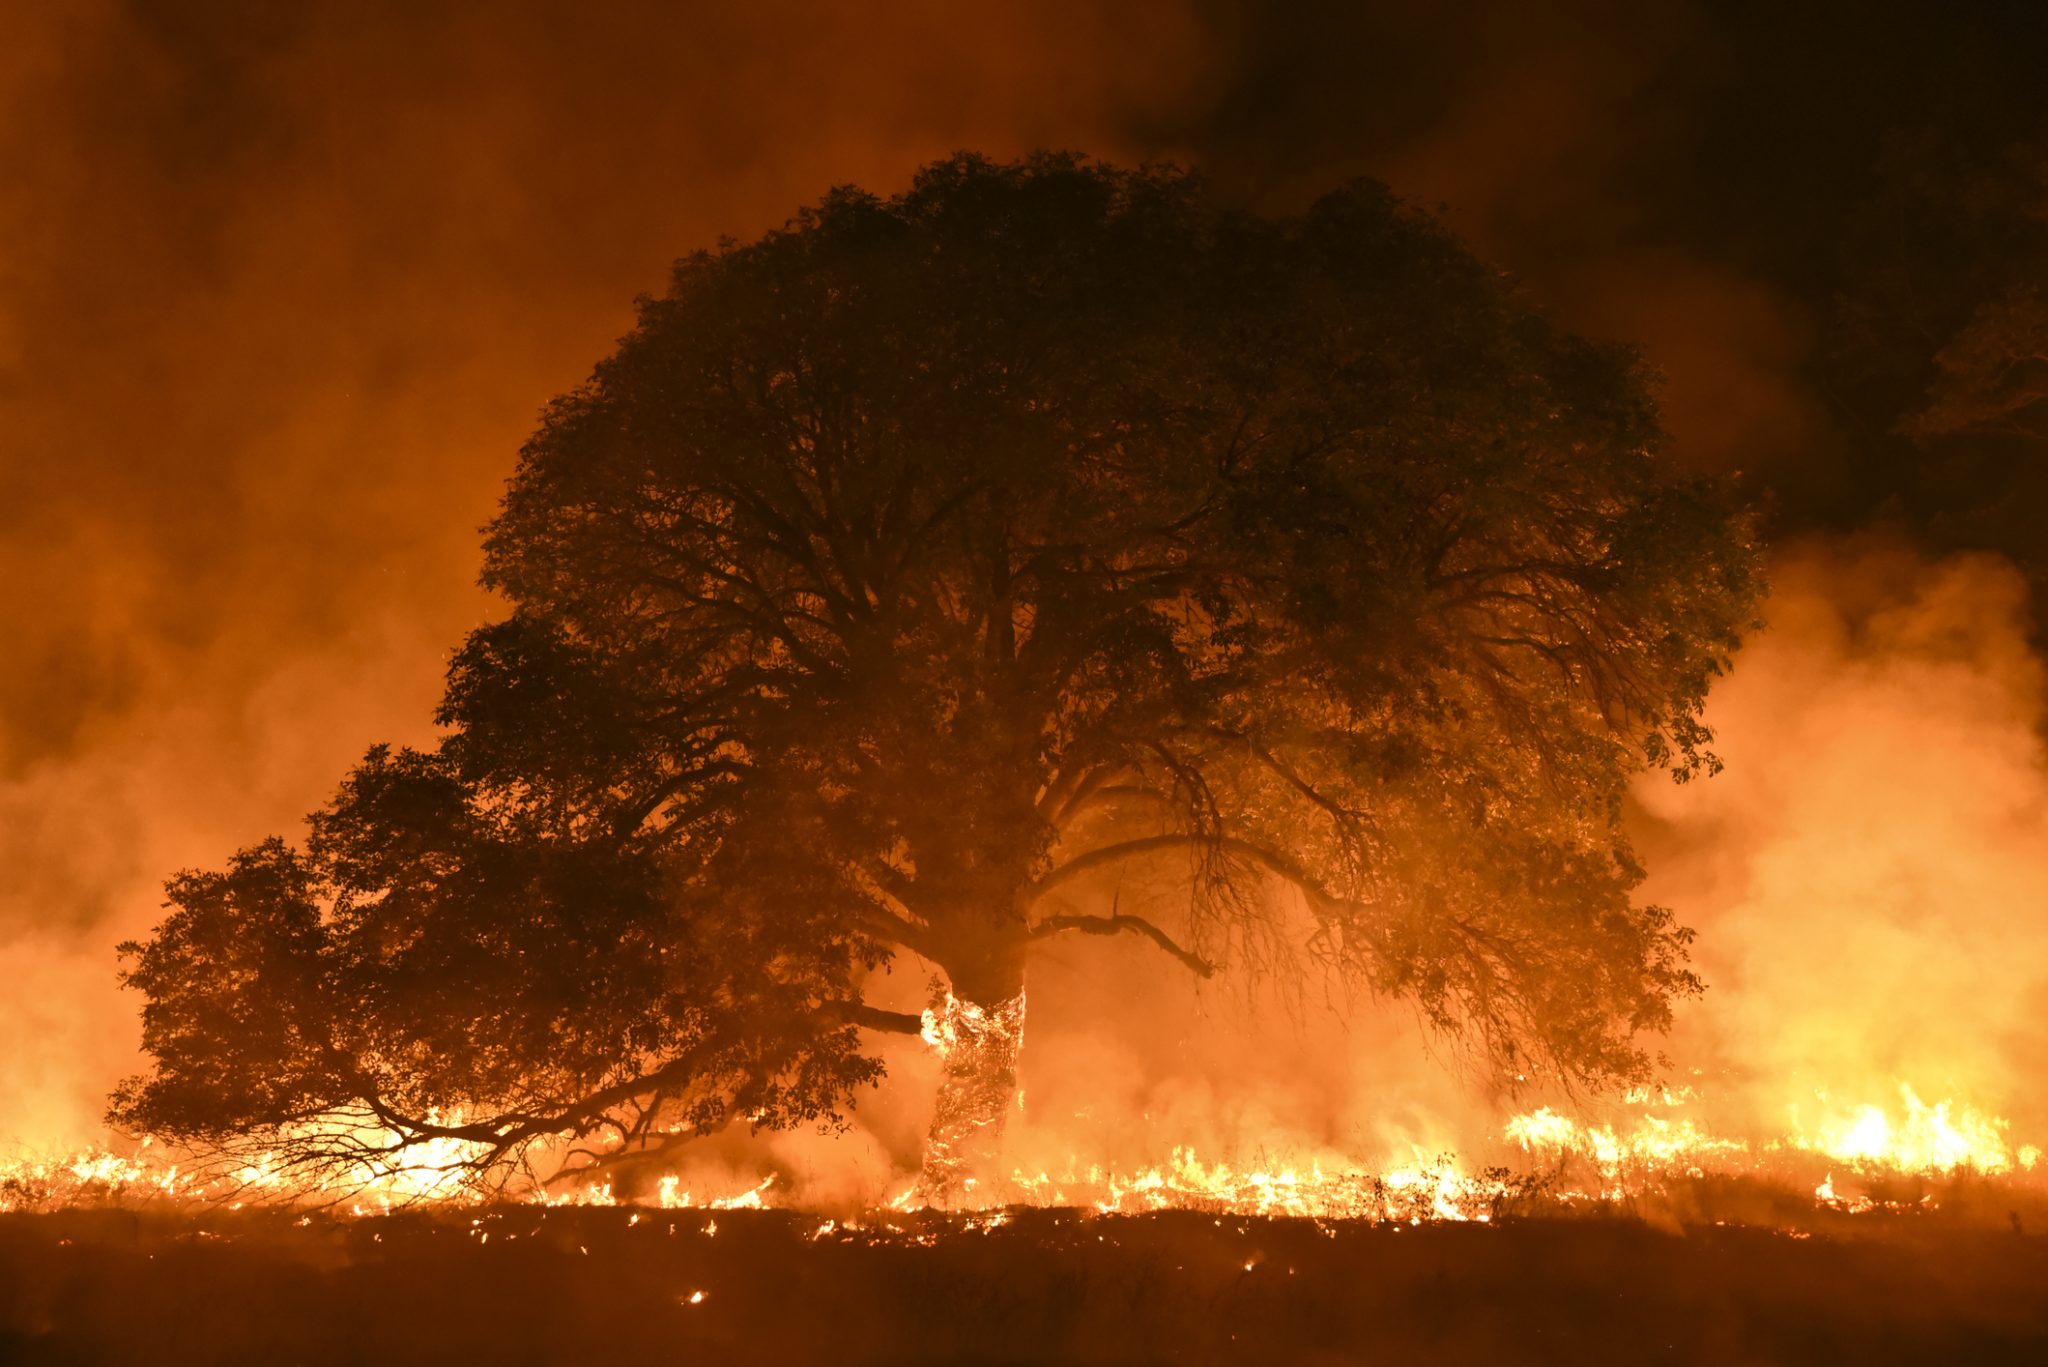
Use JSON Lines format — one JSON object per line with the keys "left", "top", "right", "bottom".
{"left": 111, "top": 154, "right": 1761, "bottom": 1201}
{"left": 1815, "top": 129, "right": 2048, "bottom": 599}
{"left": 1909, "top": 282, "right": 2048, "bottom": 444}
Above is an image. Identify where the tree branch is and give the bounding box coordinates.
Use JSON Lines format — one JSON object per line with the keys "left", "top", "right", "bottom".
{"left": 841, "top": 861, "right": 937, "bottom": 955}
{"left": 1038, "top": 758, "right": 1125, "bottom": 823}
{"left": 1059, "top": 783, "right": 1177, "bottom": 823}
{"left": 821, "top": 999, "right": 925, "bottom": 1035}
{"left": 1028, "top": 910, "right": 1216, "bottom": 978}
{"left": 1025, "top": 832, "right": 1225, "bottom": 900}
{"left": 1026, "top": 831, "right": 1358, "bottom": 922}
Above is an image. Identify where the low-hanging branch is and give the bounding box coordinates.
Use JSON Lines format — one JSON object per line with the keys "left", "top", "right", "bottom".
{"left": 823, "top": 999, "right": 926, "bottom": 1036}
{"left": 1027, "top": 831, "right": 1337, "bottom": 907}
{"left": 221, "top": 995, "right": 931, "bottom": 1194}
{"left": 1027, "top": 909, "right": 1217, "bottom": 979}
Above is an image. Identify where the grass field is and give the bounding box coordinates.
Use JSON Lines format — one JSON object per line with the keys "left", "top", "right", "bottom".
{"left": 6, "top": 1195, "right": 2048, "bottom": 1365}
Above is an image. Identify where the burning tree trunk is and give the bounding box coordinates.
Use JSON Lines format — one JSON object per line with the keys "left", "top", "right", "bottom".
{"left": 919, "top": 963, "right": 1028, "bottom": 1204}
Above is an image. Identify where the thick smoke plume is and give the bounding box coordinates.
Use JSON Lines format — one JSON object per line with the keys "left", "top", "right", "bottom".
{"left": 1640, "top": 539, "right": 2048, "bottom": 1143}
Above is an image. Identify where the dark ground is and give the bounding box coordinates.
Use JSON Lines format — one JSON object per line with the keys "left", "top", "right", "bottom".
{"left": 5, "top": 1199, "right": 2048, "bottom": 1366}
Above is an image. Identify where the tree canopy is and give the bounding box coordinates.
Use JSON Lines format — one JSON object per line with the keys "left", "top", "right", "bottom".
{"left": 112, "top": 153, "right": 1761, "bottom": 1196}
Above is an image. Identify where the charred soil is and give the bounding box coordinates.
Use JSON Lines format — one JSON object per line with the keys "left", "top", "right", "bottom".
{"left": 4, "top": 1205, "right": 2048, "bottom": 1365}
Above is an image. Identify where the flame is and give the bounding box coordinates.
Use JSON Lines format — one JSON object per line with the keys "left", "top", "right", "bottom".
{"left": 1005, "top": 1147, "right": 1513, "bottom": 1222}
{"left": 1501, "top": 1082, "right": 2039, "bottom": 1182}
{"left": 641, "top": 1173, "right": 775, "bottom": 1211}
{"left": 8, "top": 1077, "right": 2042, "bottom": 1223}
{"left": 1790, "top": 1085, "right": 2036, "bottom": 1174}
{"left": 920, "top": 989, "right": 1028, "bottom": 1203}
{"left": 1506, "top": 1107, "right": 1748, "bottom": 1176}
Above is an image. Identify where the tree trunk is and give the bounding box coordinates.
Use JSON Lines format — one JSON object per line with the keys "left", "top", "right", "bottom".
{"left": 918, "top": 956, "right": 1027, "bottom": 1205}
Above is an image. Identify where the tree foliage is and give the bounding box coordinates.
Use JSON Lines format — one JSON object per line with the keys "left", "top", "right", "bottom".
{"left": 112, "top": 154, "right": 1761, "bottom": 1190}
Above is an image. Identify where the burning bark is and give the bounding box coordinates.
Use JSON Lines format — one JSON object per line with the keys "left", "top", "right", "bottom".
{"left": 919, "top": 989, "right": 1027, "bottom": 1204}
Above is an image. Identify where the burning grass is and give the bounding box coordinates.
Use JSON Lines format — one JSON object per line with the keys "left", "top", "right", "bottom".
{"left": 11, "top": 1096, "right": 2048, "bottom": 1363}
{"left": 9, "top": 1080, "right": 2041, "bottom": 1222}
{"left": 11, "top": 1085, "right": 2048, "bottom": 1361}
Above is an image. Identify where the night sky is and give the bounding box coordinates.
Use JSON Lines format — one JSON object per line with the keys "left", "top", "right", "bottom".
{"left": 4, "top": 0, "right": 2045, "bottom": 1139}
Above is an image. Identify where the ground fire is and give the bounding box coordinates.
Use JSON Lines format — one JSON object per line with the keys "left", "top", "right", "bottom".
{"left": 6, "top": 1078, "right": 2042, "bottom": 1223}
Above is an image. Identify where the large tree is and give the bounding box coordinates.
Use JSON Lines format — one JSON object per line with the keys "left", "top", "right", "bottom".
{"left": 112, "top": 154, "right": 1760, "bottom": 1201}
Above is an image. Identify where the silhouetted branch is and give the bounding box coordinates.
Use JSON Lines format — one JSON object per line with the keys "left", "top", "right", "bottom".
{"left": 824, "top": 1000, "right": 925, "bottom": 1035}
{"left": 1027, "top": 831, "right": 1322, "bottom": 901}
{"left": 1028, "top": 910, "right": 1215, "bottom": 978}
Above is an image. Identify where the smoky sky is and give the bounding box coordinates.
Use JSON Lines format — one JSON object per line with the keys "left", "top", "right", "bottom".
{"left": 3, "top": 0, "right": 2045, "bottom": 1143}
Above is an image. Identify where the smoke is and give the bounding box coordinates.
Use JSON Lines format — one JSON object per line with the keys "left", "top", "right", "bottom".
{"left": 0, "top": 0, "right": 1217, "bottom": 1149}
{"left": 786, "top": 536, "right": 2048, "bottom": 1197}
{"left": 717, "top": 533, "right": 2048, "bottom": 1206}
{"left": 631, "top": 944, "right": 1482, "bottom": 1210}
{"left": 1637, "top": 537, "right": 2048, "bottom": 1140}
{"left": 1010, "top": 538, "right": 2048, "bottom": 1175}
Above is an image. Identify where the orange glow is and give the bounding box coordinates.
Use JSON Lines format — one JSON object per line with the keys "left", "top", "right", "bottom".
{"left": 1790, "top": 1086, "right": 2040, "bottom": 1175}
{"left": 12, "top": 1078, "right": 2043, "bottom": 1222}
